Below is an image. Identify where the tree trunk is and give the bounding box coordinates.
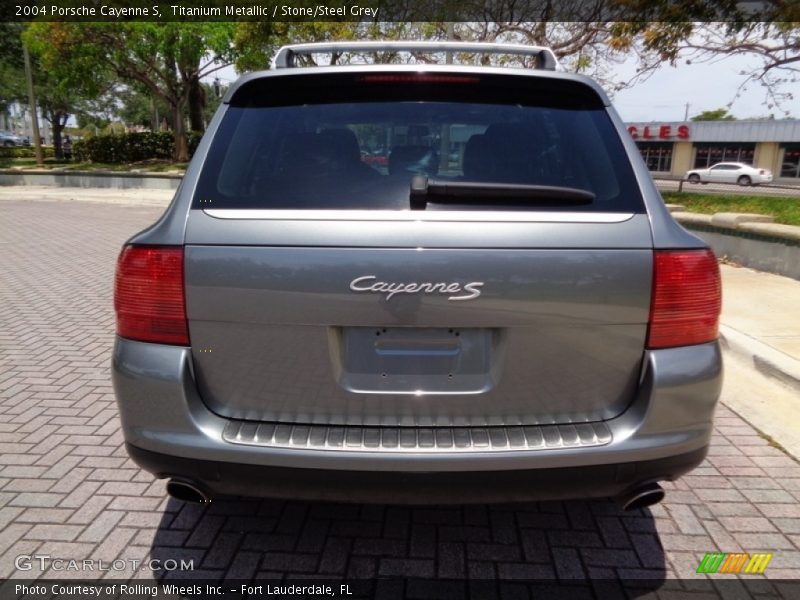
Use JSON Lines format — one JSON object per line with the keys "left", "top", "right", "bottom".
{"left": 50, "top": 110, "right": 69, "bottom": 160}
{"left": 187, "top": 77, "right": 205, "bottom": 132}
{"left": 172, "top": 102, "right": 189, "bottom": 162}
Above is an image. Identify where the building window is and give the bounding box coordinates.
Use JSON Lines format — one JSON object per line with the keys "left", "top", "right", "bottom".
{"left": 636, "top": 142, "right": 673, "bottom": 172}
{"left": 693, "top": 143, "right": 755, "bottom": 168}
{"left": 780, "top": 144, "right": 800, "bottom": 178}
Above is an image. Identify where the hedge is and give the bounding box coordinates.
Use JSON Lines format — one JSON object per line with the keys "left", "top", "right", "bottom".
{"left": 73, "top": 131, "right": 203, "bottom": 163}
{"left": 0, "top": 146, "right": 55, "bottom": 159}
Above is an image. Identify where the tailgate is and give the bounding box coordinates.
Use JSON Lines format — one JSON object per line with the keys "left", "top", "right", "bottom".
{"left": 184, "top": 213, "right": 653, "bottom": 427}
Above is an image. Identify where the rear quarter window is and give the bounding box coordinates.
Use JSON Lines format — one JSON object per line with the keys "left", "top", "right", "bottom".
{"left": 193, "top": 72, "right": 644, "bottom": 213}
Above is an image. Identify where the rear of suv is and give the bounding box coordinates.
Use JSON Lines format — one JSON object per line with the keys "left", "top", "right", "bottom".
{"left": 112, "top": 42, "right": 722, "bottom": 507}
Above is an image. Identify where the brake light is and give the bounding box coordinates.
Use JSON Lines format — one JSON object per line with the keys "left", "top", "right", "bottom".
{"left": 647, "top": 249, "right": 721, "bottom": 349}
{"left": 114, "top": 246, "right": 189, "bottom": 345}
{"left": 358, "top": 74, "right": 480, "bottom": 84}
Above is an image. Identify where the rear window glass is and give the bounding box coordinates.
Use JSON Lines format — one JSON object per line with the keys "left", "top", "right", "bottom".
{"left": 193, "top": 73, "right": 644, "bottom": 212}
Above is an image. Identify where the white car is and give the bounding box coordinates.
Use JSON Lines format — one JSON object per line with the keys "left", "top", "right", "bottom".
{"left": 686, "top": 162, "right": 773, "bottom": 186}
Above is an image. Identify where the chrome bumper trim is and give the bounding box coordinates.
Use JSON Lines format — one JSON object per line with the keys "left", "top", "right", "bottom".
{"left": 222, "top": 421, "right": 612, "bottom": 453}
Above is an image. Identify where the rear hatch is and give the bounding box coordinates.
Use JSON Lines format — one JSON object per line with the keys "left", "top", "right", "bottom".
{"left": 183, "top": 70, "right": 653, "bottom": 427}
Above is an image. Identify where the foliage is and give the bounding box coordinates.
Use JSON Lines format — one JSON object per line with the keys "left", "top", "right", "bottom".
{"left": 0, "top": 23, "right": 26, "bottom": 113}
{"left": 114, "top": 86, "right": 174, "bottom": 130}
{"left": 692, "top": 108, "right": 737, "bottom": 121}
{"left": 111, "top": 81, "right": 222, "bottom": 131}
{"left": 25, "top": 22, "right": 236, "bottom": 161}
{"left": 72, "top": 131, "right": 202, "bottom": 163}
{"left": 612, "top": 2, "right": 799, "bottom": 114}
{"left": 0, "top": 145, "right": 55, "bottom": 159}
{"left": 2, "top": 22, "right": 114, "bottom": 159}
{"left": 234, "top": 22, "right": 362, "bottom": 71}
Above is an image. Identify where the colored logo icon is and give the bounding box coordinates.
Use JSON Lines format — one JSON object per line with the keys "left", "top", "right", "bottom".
{"left": 697, "top": 552, "right": 773, "bottom": 574}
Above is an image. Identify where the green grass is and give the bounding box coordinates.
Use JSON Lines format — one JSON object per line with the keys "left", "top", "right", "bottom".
{"left": 663, "top": 191, "right": 800, "bottom": 227}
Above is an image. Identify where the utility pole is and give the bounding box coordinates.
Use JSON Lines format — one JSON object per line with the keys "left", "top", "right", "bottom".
{"left": 684, "top": 103, "right": 690, "bottom": 121}
{"left": 22, "top": 41, "right": 43, "bottom": 167}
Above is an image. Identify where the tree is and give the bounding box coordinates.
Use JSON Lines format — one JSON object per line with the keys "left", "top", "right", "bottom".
{"left": 187, "top": 77, "right": 206, "bottom": 132}
{"left": 0, "top": 23, "right": 26, "bottom": 124}
{"left": 114, "top": 85, "right": 173, "bottom": 131}
{"left": 611, "top": 2, "right": 799, "bottom": 114}
{"left": 2, "top": 23, "right": 105, "bottom": 157}
{"left": 234, "top": 22, "right": 363, "bottom": 72}
{"left": 26, "top": 23, "right": 236, "bottom": 161}
{"left": 691, "top": 108, "right": 737, "bottom": 121}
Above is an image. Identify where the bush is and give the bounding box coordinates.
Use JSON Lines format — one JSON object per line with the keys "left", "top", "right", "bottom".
{"left": 73, "top": 131, "right": 204, "bottom": 163}
{"left": 0, "top": 146, "right": 55, "bottom": 159}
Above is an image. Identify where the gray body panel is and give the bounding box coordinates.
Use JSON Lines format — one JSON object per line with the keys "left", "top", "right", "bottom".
{"left": 185, "top": 244, "right": 652, "bottom": 426}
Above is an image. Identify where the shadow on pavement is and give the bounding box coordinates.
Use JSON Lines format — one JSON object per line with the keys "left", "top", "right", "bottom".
{"left": 150, "top": 495, "right": 668, "bottom": 598}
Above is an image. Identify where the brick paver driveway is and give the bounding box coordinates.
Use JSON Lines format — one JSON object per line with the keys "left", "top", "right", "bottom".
{"left": 1, "top": 199, "right": 799, "bottom": 597}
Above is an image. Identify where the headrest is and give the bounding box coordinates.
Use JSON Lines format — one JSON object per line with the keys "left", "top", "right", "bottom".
{"left": 463, "top": 134, "right": 489, "bottom": 180}
{"left": 319, "top": 128, "right": 362, "bottom": 165}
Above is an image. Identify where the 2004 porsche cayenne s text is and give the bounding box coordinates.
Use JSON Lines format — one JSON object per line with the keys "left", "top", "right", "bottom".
{"left": 112, "top": 42, "right": 722, "bottom": 508}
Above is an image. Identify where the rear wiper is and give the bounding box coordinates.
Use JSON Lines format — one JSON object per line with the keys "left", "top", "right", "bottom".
{"left": 409, "top": 175, "right": 595, "bottom": 210}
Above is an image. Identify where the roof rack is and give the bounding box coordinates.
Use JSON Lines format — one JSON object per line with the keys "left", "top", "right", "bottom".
{"left": 273, "top": 41, "right": 560, "bottom": 71}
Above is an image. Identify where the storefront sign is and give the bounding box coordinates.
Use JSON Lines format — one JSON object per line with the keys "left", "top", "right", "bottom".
{"left": 628, "top": 124, "right": 690, "bottom": 140}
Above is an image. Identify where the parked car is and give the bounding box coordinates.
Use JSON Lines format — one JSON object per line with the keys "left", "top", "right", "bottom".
{"left": 0, "top": 130, "right": 25, "bottom": 147}
{"left": 686, "top": 162, "right": 773, "bottom": 186}
{"left": 113, "top": 41, "right": 722, "bottom": 508}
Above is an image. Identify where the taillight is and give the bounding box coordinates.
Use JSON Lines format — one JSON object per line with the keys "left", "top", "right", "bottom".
{"left": 114, "top": 246, "right": 189, "bottom": 346}
{"left": 759, "top": 169, "right": 765, "bottom": 175}
{"left": 647, "top": 249, "right": 721, "bottom": 349}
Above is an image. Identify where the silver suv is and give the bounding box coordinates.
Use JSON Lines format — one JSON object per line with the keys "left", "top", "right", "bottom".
{"left": 112, "top": 42, "right": 722, "bottom": 509}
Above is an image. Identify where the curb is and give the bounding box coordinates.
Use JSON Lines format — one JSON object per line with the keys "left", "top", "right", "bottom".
{"left": 720, "top": 324, "right": 800, "bottom": 394}
{"left": 0, "top": 170, "right": 182, "bottom": 191}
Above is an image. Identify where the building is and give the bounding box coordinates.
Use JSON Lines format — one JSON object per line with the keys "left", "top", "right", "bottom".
{"left": 624, "top": 120, "right": 800, "bottom": 181}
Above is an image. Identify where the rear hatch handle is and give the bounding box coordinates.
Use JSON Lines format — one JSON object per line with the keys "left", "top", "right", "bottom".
{"left": 409, "top": 175, "right": 595, "bottom": 210}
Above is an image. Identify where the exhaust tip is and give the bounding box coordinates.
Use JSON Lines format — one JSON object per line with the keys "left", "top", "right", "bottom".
{"left": 166, "top": 479, "right": 211, "bottom": 504}
{"left": 619, "top": 482, "right": 665, "bottom": 512}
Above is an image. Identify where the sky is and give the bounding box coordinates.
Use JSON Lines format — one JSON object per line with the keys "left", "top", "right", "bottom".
{"left": 607, "top": 53, "right": 795, "bottom": 122}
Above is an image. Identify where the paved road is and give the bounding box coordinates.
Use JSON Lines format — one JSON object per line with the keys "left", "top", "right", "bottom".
{"left": 1, "top": 200, "right": 799, "bottom": 597}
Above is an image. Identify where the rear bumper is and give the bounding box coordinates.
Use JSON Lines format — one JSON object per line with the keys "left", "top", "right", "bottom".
{"left": 112, "top": 336, "right": 722, "bottom": 501}
{"left": 128, "top": 442, "right": 707, "bottom": 503}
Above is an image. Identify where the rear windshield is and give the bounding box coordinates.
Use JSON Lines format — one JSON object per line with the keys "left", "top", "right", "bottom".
{"left": 193, "top": 73, "right": 644, "bottom": 212}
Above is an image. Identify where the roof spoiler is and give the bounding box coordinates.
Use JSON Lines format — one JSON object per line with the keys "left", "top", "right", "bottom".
{"left": 272, "top": 41, "right": 560, "bottom": 71}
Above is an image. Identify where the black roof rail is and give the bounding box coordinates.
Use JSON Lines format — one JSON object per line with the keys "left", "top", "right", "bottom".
{"left": 273, "top": 41, "right": 560, "bottom": 71}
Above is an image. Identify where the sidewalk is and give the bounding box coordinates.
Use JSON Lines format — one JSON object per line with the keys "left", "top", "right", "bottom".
{"left": 720, "top": 264, "right": 800, "bottom": 389}
{"left": 717, "top": 264, "right": 800, "bottom": 459}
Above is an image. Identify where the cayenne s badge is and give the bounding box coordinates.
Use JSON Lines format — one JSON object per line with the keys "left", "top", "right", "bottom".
{"left": 350, "top": 275, "right": 484, "bottom": 301}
